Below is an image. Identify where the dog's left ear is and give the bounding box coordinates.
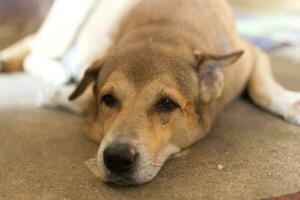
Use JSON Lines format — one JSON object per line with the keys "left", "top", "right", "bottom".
{"left": 69, "top": 60, "right": 103, "bottom": 100}
{"left": 195, "top": 50, "right": 244, "bottom": 103}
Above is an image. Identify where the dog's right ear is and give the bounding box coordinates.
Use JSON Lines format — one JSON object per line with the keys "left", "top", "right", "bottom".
{"left": 69, "top": 60, "right": 102, "bottom": 100}
{"left": 194, "top": 50, "right": 244, "bottom": 103}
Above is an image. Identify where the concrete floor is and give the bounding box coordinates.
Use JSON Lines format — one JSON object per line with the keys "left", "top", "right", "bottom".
{"left": 1, "top": 1, "right": 300, "bottom": 199}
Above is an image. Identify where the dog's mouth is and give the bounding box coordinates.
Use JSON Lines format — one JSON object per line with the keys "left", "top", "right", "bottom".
{"left": 102, "top": 163, "right": 161, "bottom": 186}
{"left": 105, "top": 172, "right": 139, "bottom": 186}
{"left": 102, "top": 159, "right": 140, "bottom": 185}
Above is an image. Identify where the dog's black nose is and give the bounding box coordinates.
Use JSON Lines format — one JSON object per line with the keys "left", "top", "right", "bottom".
{"left": 103, "top": 143, "right": 138, "bottom": 174}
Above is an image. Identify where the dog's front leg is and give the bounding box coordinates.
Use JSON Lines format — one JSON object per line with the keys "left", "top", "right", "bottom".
{"left": 248, "top": 47, "right": 300, "bottom": 125}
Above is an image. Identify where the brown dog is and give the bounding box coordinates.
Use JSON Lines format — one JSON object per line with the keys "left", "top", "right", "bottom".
{"left": 1, "top": 0, "right": 300, "bottom": 185}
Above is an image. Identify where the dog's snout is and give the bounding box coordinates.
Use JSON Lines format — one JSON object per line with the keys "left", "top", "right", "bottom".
{"left": 103, "top": 143, "right": 138, "bottom": 174}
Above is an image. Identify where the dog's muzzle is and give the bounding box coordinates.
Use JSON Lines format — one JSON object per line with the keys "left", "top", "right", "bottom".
{"left": 98, "top": 140, "right": 180, "bottom": 185}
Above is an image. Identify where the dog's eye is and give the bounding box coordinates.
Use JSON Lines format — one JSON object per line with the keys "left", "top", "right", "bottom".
{"left": 157, "top": 98, "right": 179, "bottom": 113}
{"left": 102, "top": 94, "right": 117, "bottom": 107}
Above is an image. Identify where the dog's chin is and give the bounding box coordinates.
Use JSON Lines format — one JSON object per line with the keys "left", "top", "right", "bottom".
{"left": 104, "top": 174, "right": 139, "bottom": 186}
{"left": 103, "top": 171, "right": 157, "bottom": 186}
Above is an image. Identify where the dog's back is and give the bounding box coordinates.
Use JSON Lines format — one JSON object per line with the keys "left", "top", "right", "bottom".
{"left": 109, "top": 0, "right": 253, "bottom": 106}
{"left": 117, "top": 0, "right": 237, "bottom": 51}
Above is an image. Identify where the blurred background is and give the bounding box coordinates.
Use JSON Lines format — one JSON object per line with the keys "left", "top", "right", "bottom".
{"left": 0, "top": 0, "right": 53, "bottom": 49}
{"left": 1, "top": 0, "right": 299, "bottom": 106}
{"left": 231, "top": 0, "right": 300, "bottom": 61}
{"left": 230, "top": 0, "right": 300, "bottom": 11}
{"left": 1, "top": 0, "right": 300, "bottom": 59}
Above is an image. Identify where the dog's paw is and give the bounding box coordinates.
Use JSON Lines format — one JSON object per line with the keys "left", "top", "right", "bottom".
{"left": 270, "top": 90, "right": 300, "bottom": 126}
{"left": 24, "top": 56, "right": 70, "bottom": 86}
{"left": 278, "top": 90, "right": 300, "bottom": 126}
{"left": 285, "top": 99, "right": 300, "bottom": 125}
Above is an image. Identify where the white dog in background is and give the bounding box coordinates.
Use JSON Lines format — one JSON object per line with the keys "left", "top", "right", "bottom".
{"left": 0, "top": 0, "right": 141, "bottom": 109}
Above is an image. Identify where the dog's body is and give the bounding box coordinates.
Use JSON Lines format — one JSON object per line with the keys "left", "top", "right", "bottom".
{"left": 1, "top": 0, "right": 300, "bottom": 185}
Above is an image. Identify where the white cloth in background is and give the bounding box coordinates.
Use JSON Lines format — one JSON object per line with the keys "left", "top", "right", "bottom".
{"left": 0, "top": 0, "right": 142, "bottom": 109}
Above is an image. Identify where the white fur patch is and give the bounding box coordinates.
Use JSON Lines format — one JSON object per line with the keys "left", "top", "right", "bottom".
{"left": 31, "top": 0, "right": 98, "bottom": 58}
{"left": 270, "top": 89, "right": 300, "bottom": 125}
{"left": 24, "top": 54, "right": 70, "bottom": 86}
{"left": 68, "top": 0, "right": 143, "bottom": 80}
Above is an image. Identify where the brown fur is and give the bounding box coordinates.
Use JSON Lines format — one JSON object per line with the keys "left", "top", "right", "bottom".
{"left": 70, "top": 0, "right": 255, "bottom": 151}
{"left": 3, "top": 0, "right": 299, "bottom": 184}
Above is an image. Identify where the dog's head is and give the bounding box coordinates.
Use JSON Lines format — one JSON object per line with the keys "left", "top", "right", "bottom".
{"left": 69, "top": 44, "right": 243, "bottom": 185}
